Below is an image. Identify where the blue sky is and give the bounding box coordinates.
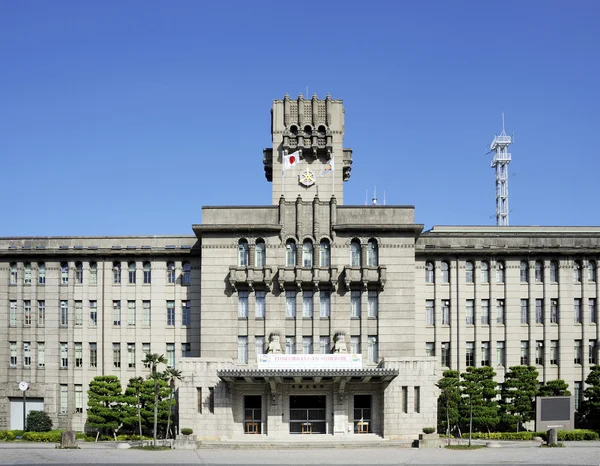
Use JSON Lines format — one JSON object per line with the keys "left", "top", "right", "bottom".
{"left": 1, "top": 1, "right": 599, "bottom": 236}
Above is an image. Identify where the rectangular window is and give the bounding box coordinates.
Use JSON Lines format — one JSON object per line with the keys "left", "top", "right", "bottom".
{"left": 143, "top": 264, "right": 151, "bottom": 284}
{"left": 368, "top": 336, "right": 378, "bottom": 363}
{"left": 426, "top": 300, "right": 435, "bottom": 325}
{"left": 350, "top": 336, "right": 361, "bottom": 354}
{"left": 255, "top": 291, "right": 265, "bottom": 318}
{"left": 60, "top": 342, "right": 68, "bottom": 368}
{"left": 589, "top": 299, "right": 597, "bottom": 324}
{"left": 550, "top": 340, "right": 559, "bottom": 365}
{"left": 441, "top": 300, "right": 450, "bottom": 325}
{"left": 10, "top": 300, "right": 17, "bottom": 326}
{"left": 39, "top": 264, "right": 46, "bottom": 284}
{"left": 142, "top": 343, "right": 151, "bottom": 366}
{"left": 465, "top": 341, "right": 474, "bottom": 367}
{"left": 402, "top": 386, "right": 408, "bottom": 413}
{"left": 23, "top": 342, "right": 31, "bottom": 367}
{"left": 414, "top": 387, "right": 420, "bottom": 413}
{"left": 481, "top": 299, "right": 489, "bottom": 325}
{"left": 38, "top": 342, "right": 45, "bottom": 368}
{"left": 255, "top": 337, "right": 265, "bottom": 360}
{"left": 574, "top": 382, "right": 582, "bottom": 411}
{"left": 351, "top": 290, "right": 361, "bottom": 318}
{"left": 143, "top": 301, "right": 151, "bottom": 326}
{"left": 197, "top": 387, "right": 202, "bottom": 413}
{"left": 520, "top": 341, "right": 529, "bottom": 365}
{"left": 127, "top": 301, "right": 136, "bottom": 326}
{"left": 113, "top": 301, "right": 121, "bottom": 326}
{"left": 38, "top": 300, "right": 45, "bottom": 326}
{"left": 238, "top": 292, "right": 249, "bottom": 318}
{"left": 496, "top": 341, "right": 505, "bottom": 366}
{"left": 128, "top": 264, "right": 136, "bottom": 284}
{"left": 302, "top": 291, "right": 313, "bottom": 318}
{"left": 441, "top": 342, "right": 450, "bottom": 367}
{"left": 536, "top": 341, "right": 544, "bottom": 365}
{"left": 536, "top": 299, "right": 544, "bottom": 324}
{"left": 368, "top": 291, "right": 378, "bottom": 318}
{"left": 183, "top": 264, "right": 191, "bottom": 285}
{"left": 319, "top": 290, "right": 330, "bottom": 318}
{"left": 23, "top": 300, "right": 32, "bottom": 326}
{"left": 481, "top": 341, "right": 490, "bottom": 366}
{"left": 89, "top": 300, "right": 97, "bottom": 326}
{"left": 167, "top": 300, "right": 176, "bottom": 325}
{"left": 590, "top": 340, "right": 598, "bottom": 365}
{"left": 285, "top": 336, "right": 296, "bottom": 354}
{"left": 496, "top": 299, "right": 505, "bottom": 325}
{"left": 128, "top": 343, "right": 136, "bottom": 368}
{"left": 24, "top": 265, "right": 32, "bottom": 284}
{"left": 182, "top": 300, "right": 191, "bottom": 326}
{"left": 60, "top": 300, "right": 69, "bottom": 326}
{"left": 574, "top": 340, "right": 582, "bottom": 365}
{"left": 75, "top": 342, "right": 83, "bottom": 367}
{"left": 89, "top": 264, "right": 97, "bottom": 285}
{"left": 166, "top": 343, "right": 175, "bottom": 367}
{"left": 550, "top": 299, "right": 559, "bottom": 324}
{"left": 60, "top": 385, "right": 68, "bottom": 414}
{"left": 75, "top": 301, "right": 83, "bottom": 326}
{"left": 303, "top": 336, "right": 313, "bottom": 354}
{"left": 76, "top": 265, "right": 83, "bottom": 284}
{"left": 238, "top": 337, "right": 248, "bottom": 363}
{"left": 465, "top": 299, "right": 474, "bottom": 325}
{"left": 75, "top": 385, "right": 83, "bottom": 413}
{"left": 520, "top": 299, "right": 529, "bottom": 324}
{"left": 182, "top": 342, "right": 191, "bottom": 357}
{"left": 320, "top": 336, "right": 330, "bottom": 354}
{"left": 10, "top": 342, "right": 17, "bottom": 367}
{"left": 425, "top": 342, "right": 435, "bottom": 357}
{"left": 574, "top": 298, "right": 582, "bottom": 324}
{"left": 209, "top": 387, "right": 215, "bottom": 414}
{"left": 286, "top": 291, "right": 296, "bottom": 318}
{"left": 113, "top": 343, "right": 121, "bottom": 368}
{"left": 89, "top": 343, "right": 97, "bottom": 368}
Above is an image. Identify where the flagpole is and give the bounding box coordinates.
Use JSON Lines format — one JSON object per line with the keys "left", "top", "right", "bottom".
{"left": 282, "top": 150, "right": 286, "bottom": 197}
{"left": 331, "top": 153, "right": 334, "bottom": 198}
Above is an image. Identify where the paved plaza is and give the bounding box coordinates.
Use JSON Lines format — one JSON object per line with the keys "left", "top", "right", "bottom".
{"left": 0, "top": 441, "right": 599, "bottom": 465}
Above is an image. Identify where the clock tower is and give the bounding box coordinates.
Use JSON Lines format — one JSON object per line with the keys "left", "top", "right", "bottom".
{"left": 263, "top": 93, "right": 352, "bottom": 205}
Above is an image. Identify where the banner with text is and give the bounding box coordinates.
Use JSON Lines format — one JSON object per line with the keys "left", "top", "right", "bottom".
{"left": 257, "top": 354, "right": 362, "bottom": 370}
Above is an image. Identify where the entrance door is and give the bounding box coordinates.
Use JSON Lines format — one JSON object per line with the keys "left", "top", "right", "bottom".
{"left": 289, "top": 395, "right": 326, "bottom": 434}
{"left": 9, "top": 398, "right": 44, "bottom": 430}
{"left": 244, "top": 395, "right": 262, "bottom": 434}
{"left": 353, "top": 395, "right": 371, "bottom": 433}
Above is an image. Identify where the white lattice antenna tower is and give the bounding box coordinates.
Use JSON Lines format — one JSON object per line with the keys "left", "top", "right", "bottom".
{"left": 490, "top": 114, "right": 512, "bottom": 226}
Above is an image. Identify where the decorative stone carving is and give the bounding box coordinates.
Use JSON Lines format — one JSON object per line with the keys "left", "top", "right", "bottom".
{"left": 268, "top": 333, "right": 282, "bottom": 354}
{"left": 333, "top": 332, "right": 347, "bottom": 354}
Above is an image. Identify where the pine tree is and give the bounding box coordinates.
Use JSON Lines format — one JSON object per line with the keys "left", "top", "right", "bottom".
{"left": 538, "top": 379, "right": 571, "bottom": 397}
{"left": 578, "top": 365, "right": 600, "bottom": 429}
{"left": 501, "top": 366, "right": 539, "bottom": 431}
{"left": 460, "top": 366, "right": 499, "bottom": 433}
{"left": 436, "top": 370, "right": 461, "bottom": 438}
{"left": 86, "top": 375, "right": 123, "bottom": 437}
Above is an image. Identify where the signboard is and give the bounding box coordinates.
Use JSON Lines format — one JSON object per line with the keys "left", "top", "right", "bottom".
{"left": 535, "top": 396, "right": 574, "bottom": 431}
{"left": 257, "top": 354, "right": 362, "bottom": 370}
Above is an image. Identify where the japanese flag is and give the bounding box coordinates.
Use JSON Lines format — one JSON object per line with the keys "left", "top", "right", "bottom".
{"left": 283, "top": 151, "right": 300, "bottom": 170}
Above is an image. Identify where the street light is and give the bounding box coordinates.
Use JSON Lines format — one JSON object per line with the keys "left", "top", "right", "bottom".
{"left": 19, "top": 381, "right": 29, "bottom": 431}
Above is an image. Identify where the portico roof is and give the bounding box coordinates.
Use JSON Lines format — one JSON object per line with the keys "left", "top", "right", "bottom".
{"left": 217, "top": 368, "right": 398, "bottom": 384}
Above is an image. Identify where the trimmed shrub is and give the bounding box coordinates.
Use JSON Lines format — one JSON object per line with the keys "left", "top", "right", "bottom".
{"left": 26, "top": 411, "right": 53, "bottom": 432}
{"left": 22, "top": 430, "right": 62, "bottom": 442}
{"left": 180, "top": 428, "right": 193, "bottom": 435}
{"left": 0, "top": 431, "right": 17, "bottom": 441}
{"left": 422, "top": 427, "right": 435, "bottom": 434}
{"left": 557, "top": 429, "right": 599, "bottom": 441}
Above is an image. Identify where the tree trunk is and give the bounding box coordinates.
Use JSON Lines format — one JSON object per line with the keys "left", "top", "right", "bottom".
{"left": 137, "top": 393, "right": 143, "bottom": 443}
{"left": 153, "top": 380, "right": 158, "bottom": 448}
{"left": 166, "top": 389, "right": 174, "bottom": 439}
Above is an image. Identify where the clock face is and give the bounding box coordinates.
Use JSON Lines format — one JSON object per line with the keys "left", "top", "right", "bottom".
{"left": 19, "top": 381, "right": 29, "bottom": 391}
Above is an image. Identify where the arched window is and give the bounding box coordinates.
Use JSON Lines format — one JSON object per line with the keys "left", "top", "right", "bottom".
{"left": 319, "top": 239, "right": 330, "bottom": 268}
{"left": 588, "top": 260, "right": 597, "bottom": 282}
{"left": 350, "top": 239, "right": 361, "bottom": 267}
{"left": 285, "top": 239, "right": 297, "bottom": 267}
{"left": 143, "top": 262, "right": 151, "bottom": 284}
{"left": 535, "top": 261, "right": 544, "bottom": 282}
{"left": 302, "top": 240, "right": 313, "bottom": 268}
{"left": 367, "top": 239, "right": 379, "bottom": 267}
{"left": 128, "top": 262, "right": 136, "bottom": 284}
{"left": 441, "top": 261, "right": 450, "bottom": 283}
{"left": 496, "top": 261, "right": 505, "bottom": 283}
{"left": 75, "top": 262, "right": 84, "bottom": 284}
{"left": 60, "top": 262, "right": 69, "bottom": 285}
{"left": 89, "top": 262, "right": 97, "bottom": 285}
{"left": 573, "top": 260, "right": 582, "bottom": 282}
{"left": 238, "top": 239, "right": 249, "bottom": 267}
{"left": 9, "top": 262, "right": 17, "bottom": 285}
{"left": 520, "top": 261, "right": 529, "bottom": 283}
{"left": 183, "top": 262, "right": 191, "bottom": 285}
{"left": 167, "top": 261, "right": 176, "bottom": 284}
{"left": 550, "top": 260, "right": 559, "bottom": 282}
{"left": 255, "top": 240, "right": 266, "bottom": 268}
{"left": 480, "top": 261, "right": 490, "bottom": 283}
{"left": 38, "top": 262, "right": 46, "bottom": 285}
{"left": 24, "top": 262, "right": 32, "bottom": 285}
{"left": 465, "top": 261, "right": 474, "bottom": 283}
{"left": 112, "top": 261, "right": 121, "bottom": 284}
{"left": 425, "top": 262, "right": 435, "bottom": 283}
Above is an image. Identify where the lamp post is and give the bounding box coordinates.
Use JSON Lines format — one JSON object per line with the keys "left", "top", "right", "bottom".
{"left": 19, "top": 381, "right": 29, "bottom": 431}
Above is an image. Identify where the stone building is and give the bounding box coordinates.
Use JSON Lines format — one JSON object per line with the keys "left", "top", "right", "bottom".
{"left": 0, "top": 94, "right": 598, "bottom": 439}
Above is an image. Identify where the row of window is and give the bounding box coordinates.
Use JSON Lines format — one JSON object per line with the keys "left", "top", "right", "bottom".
{"left": 8, "top": 299, "right": 191, "bottom": 327}
{"left": 237, "top": 238, "right": 379, "bottom": 268}
{"left": 429, "top": 339, "right": 599, "bottom": 369}
{"left": 8, "top": 341, "right": 189, "bottom": 370}
{"left": 425, "top": 259, "right": 598, "bottom": 284}
{"left": 236, "top": 335, "right": 379, "bottom": 364}
{"left": 8, "top": 261, "right": 192, "bottom": 286}
{"left": 425, "top": 298, "right": 598, "bottom": 326}
{"left": 236, "top": 290, "right": 379, "bottom": 319}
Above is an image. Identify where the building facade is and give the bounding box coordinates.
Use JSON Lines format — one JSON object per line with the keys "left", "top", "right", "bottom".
{"left": 0, "top": 94, "right": 598, "bottom": 439}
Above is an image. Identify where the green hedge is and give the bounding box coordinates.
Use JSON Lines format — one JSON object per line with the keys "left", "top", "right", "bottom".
{"left": 0, "top": 431, "right": 16, "bottom": 441}
{"left": 557, "top": 430, "right": 599, "bottom": 441}
{"left": 22, "top": 431, "right": 62, "bottom": 442}
{"left": 460, "top": 429, "right": 599, "bottom": 441}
